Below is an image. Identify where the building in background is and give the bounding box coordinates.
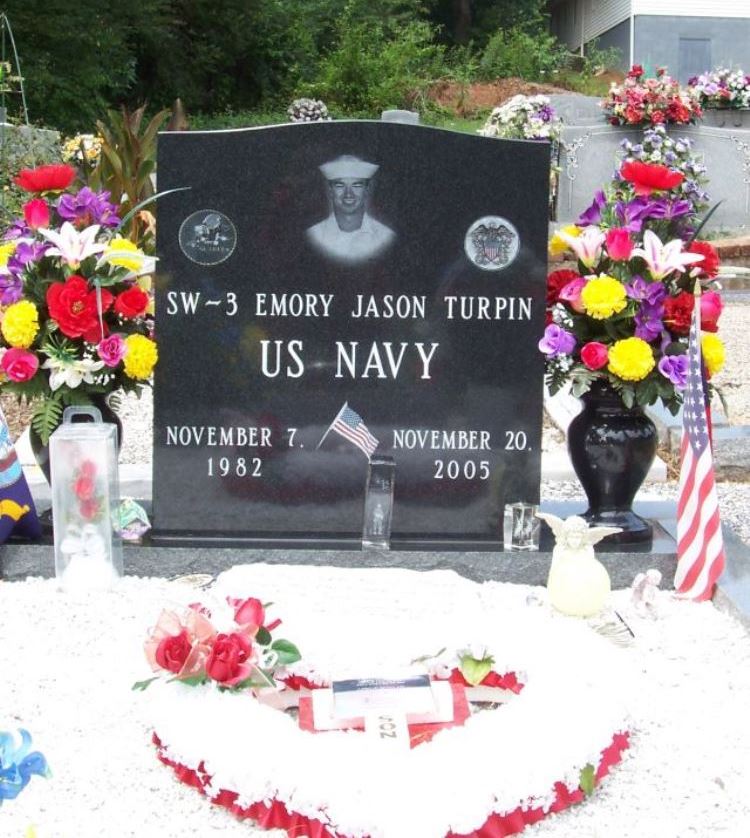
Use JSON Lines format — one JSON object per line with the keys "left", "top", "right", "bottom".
{"left": 549, "top": 1, "right": 750, "bottom": 81}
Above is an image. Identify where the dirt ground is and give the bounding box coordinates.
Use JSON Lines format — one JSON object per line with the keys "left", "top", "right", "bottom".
{"left": 426, "top": 77, "right": 571, "bottom": 116}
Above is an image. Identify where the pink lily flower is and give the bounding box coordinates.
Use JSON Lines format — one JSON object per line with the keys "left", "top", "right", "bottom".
{"left": 631, "top": 229, "right": 704, "bottom": 280}
{"left": 557, "top": 227, "right": 605, "bottom": 269}
{"left": 39, "top": 222, "right": 106, "bottom": 268}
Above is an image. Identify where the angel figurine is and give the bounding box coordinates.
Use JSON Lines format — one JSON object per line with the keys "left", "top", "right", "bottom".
{"left": 536, "top": 514, "right": 622, "bottom": 617}
{"left": 630, "top": 568, "right": 662, "bottom": 618}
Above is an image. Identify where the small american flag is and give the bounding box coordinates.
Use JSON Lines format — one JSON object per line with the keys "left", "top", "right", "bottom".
{"left": 330, "top": 404, "right": 379, "bottom": 459}
{"left": 674, "top": 288, "right": 725, "bottom": 601}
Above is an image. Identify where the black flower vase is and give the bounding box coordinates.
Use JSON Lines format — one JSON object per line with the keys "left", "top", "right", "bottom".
{"left": 29, "top": 395, "right": 123, "bottom": 485}
{"left": 567, "top": 381, "right": 657, "bottom": 545}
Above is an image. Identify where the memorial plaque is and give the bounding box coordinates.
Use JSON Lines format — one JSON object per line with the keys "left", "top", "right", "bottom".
{"left": 153, "top": 121, "right": 549, "bottom": 547}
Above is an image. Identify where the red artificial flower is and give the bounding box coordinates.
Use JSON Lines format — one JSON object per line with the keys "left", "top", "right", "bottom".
{"left": 546, "top": 269, "right": 580, "bottom": 307}
{"left": 650, "top": 110, "right": 666, "bottom": 124}
{"left": 113, "top": 286, "right": 149, "bottom": 319}
{"left": 46, "top": 275, "right": 113, "bottom": 342}
{"left": 14, "top": 163, "right": 76, "bottom": 193}
{"left": 232, "top": 596, "right": 265, "bottom": 629}
{"left": 625, "top": 105, "right": 643, "bottom": 124}
{"left": 155, "top": 629, "right": 193, "bottom": 675}
{"left": 23, "top": 198, "right": 50, "bottom": 229}
{"left": 605, "top": 228, "right": 634, "bottom": 262}
{"left": 620, "top": 160, "right": 685, "bottom": 196}
{"left": 663, "top": 291, "right": 694, "bottom": 335}
{"left": 700, "top": 290, "right": 723, "bottom": 333}
{"left": 80, "top": 460, "right": 97, "bottom": 479}
{"left": 580, "top": 342, "right": 609, "bottom": 370}
{"left": 1, "top": 348, "right": 39, "bottom": 382}
{"left": 206, "top": 632, "right": 254, "bottom": 686}
{"left": 686, "top": 241, "right": 720, "bottom": 278}
{"left": 628, "top": 64, "right": 644, "bottom": 79}
{"left": 74, "top": 475, "right": 95, "bottom": 501}
{"left": 80, "top": 498, "right": 100, "bottom": 520}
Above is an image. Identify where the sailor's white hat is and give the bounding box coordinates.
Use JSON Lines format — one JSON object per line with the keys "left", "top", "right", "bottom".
{"left": 319, "top": 155, "right": 379, "bottom": 180}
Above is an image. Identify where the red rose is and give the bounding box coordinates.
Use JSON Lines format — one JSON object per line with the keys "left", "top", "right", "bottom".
{"left": 663, "top": 291, "right": 694, "bottom": 335}
{"left": 546, "top": 269, "right": 580, "bottom": 307}
{"left": 605, "top": 228, "right": 634, "bottom": 261}
{"left": 206, "top": 632, "right": 254, "bottom": 686}
{"left": 620, "top": 160, "right": 685, "bottom": 196}
{"left": 700, "top": 290, "right": 723, "bottom": 332}
{"left": 23, "top": 198, "right": 50, "bottom": 229}
{"left": 230, "top": 596, "right": 265, "bottom": 629}
{"left": 46, "top": 275, "right": 113, "bottom": 340}
{"left": 155, "top": 629, "right": 192, "bottom": 675}
{"left": 580, "top": 341, "right": 609, "bottom": 370}
{"left": 1, "top": 348, "right": 39, "bottom": 382}
{"left": 14, "top": 163, "right": 76, "bottom": 193}
{"left": 74, "top": 475, "right": 95, "bottom": 500}
{"left": 113, "top": 286, "right": 149, "bottom": 319}
{"left": 628, "top": 64, "right": 644, "bottom": 79}
{"left": 686, "top": 241, "right": 719, "bottom": 278}
{"left": 80, "top": 498, "right": 100, "bottom": 520}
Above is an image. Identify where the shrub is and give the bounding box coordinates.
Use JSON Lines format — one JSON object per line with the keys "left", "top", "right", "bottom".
{"left": 478, "top": 27, "right": 569, "bottom": 81}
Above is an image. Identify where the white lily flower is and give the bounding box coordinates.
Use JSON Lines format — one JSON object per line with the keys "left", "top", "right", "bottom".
{"left": 39, "top": 223, "right": 106, "bottom": 268}
{"left": 631, "top": 229, "right": 704, "bottom": 280}
{"left": 558, "top": 226, "right": 605, "bottom": 269}
{"left": 42, "top": 356, "right": 105, "bottom": 391}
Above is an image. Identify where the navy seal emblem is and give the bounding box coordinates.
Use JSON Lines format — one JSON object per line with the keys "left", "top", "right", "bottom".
{"left": 464, "top": 216, "right": 519, "bottom": 271}
{"left": 179, "top": 210, "right": 237, "bottom": 265}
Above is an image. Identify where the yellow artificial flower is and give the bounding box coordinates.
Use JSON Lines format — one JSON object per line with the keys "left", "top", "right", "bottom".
{"left": 105, "top": 237, "right": 145, "bottom": 272}
{"left": 580, "top": 275, "right": 627, "bottom": 320}
{"left": 123, "top": 334, "right": 158, "bottom": 379}
{"left": 1, "top": 300, "right": 39, "bottom": 348}
{"left": 0, "top": 241, "right": 16, "bottom": 267}
{"left": 608, "top": 337, "right": 655, "bottom": 381}
{"left": 549, "top": 225, "right": 581, "bottom": 255}
{"left": 701, "top": 333, "right": 725, "bottom": 376}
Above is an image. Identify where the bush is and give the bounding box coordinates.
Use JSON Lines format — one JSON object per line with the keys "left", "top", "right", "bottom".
{"left": 478, "top": 27, "right": 569, "bottom": 81}
{"left": 312, "top": 19, "right": 446, "bottom": 115}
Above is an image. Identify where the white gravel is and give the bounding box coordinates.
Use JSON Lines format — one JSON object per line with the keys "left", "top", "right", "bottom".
{"left": 1, "top": 572, "right": 749, "bottom": 837}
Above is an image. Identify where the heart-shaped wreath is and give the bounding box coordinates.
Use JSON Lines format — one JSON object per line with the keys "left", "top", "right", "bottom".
{"left": 141, "top": 566, "right": 632, "bottom": 838}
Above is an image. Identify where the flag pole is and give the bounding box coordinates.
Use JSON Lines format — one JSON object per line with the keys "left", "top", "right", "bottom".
{"left": 316, "top": 401, "right": 348, "bottom": 450}
{"left": 693, "top": 280, "right": 714, "bottom": 446}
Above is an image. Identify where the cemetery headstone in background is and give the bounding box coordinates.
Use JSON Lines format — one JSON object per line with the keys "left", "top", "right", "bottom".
{"left": 153, "top": 122, "right": 549, "bottom": 547}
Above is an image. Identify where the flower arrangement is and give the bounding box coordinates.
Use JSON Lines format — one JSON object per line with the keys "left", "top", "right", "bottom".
{"left": 544, "top": 159, "right": 724, "bottom": 414}
{"left": 479, "top": 94, "right": 562, "bottom": 141}
{"left": 136, "top": 595, "right": 301, "bottom": 692}
{"left": 61, "top": 133, "right": 104, "bottom": 168}
{"left": 614, "top": 124, "right": 709, "bottom": 219}
{"left": 0, "top": 163, "right": 158, "bottom": 444}
{"left": 689, "top": 67, "right": 750, "bottom": 110}
{"left": 602, "top": 65, "right": 702, "bottom": 126}
{"left": 288, "top": 97, "right": 332, "bottom": 123}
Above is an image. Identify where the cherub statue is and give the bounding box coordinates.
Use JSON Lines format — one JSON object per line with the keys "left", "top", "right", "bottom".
{"left": 630, "top": 568, "right": 662, "bottom": 618}
{"left": 536, "top": 514, "right": 622, "bottom": 618}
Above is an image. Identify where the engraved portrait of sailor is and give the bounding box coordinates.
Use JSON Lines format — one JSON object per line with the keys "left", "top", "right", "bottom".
{"left": 306, "top": 155, "right": 395, "bottom": 264}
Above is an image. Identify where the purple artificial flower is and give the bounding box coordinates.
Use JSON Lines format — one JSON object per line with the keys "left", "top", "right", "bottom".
{"left": 57, "top": 188, "right": 120, "bottom": 228}
{"left": 658, "top": 354, "right": 689, "bottom": 389}
{"left": 0, "top": 271, "right": 23, "bottom": 304}
{"left": 7, "top": 241, "right": 48, "bottom": 272}
{"left": 577, "top": 189, "right": 607, "bottom": 227}
{"left": 642, "top": 198, "right": 693, "bottom": 221}
{"left": 625, "top": 276, "right": 667, "bottom": 306}
{"left": 2, "top": 219, "right": 30, "bottom": 241}
{"left": 635, "top": 303, "right": 665, "bottom": 342}
{"left": 614, "top": 197, "right": 652, "bottom": 233}
{"left": 538, "top": 324, "right": 576, "bottom": 357}
{"left": 538, "top": 104, "right": 554, "bottom": 123}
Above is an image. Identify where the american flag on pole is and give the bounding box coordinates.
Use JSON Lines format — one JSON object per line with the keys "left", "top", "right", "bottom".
{"left": 328, "top": 403, "right": 379, "bottom": 459}
{"left": 674, "top": 286, "right": 725, "bottom": 601}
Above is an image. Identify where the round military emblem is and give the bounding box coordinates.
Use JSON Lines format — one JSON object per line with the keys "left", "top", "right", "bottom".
{"left": 178, "top": 210, "right": 237, "bottom": 266}
{"left": 464, "top": 216, "right": 520, "bottom": 271}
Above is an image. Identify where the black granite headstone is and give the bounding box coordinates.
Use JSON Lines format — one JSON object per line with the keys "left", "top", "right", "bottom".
{"left": 153, "top": 121, "right": 549, "bottom": 547}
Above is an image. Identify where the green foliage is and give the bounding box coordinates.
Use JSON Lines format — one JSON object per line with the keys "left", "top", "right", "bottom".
{"left": 478, "top": 26, "right": 569, "bottom": 81}
{"left": 90, "top": 105, "right": 170, "bottom": 247}
{"left": 312, "top": 15, "right": 445, "bottom": 115}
